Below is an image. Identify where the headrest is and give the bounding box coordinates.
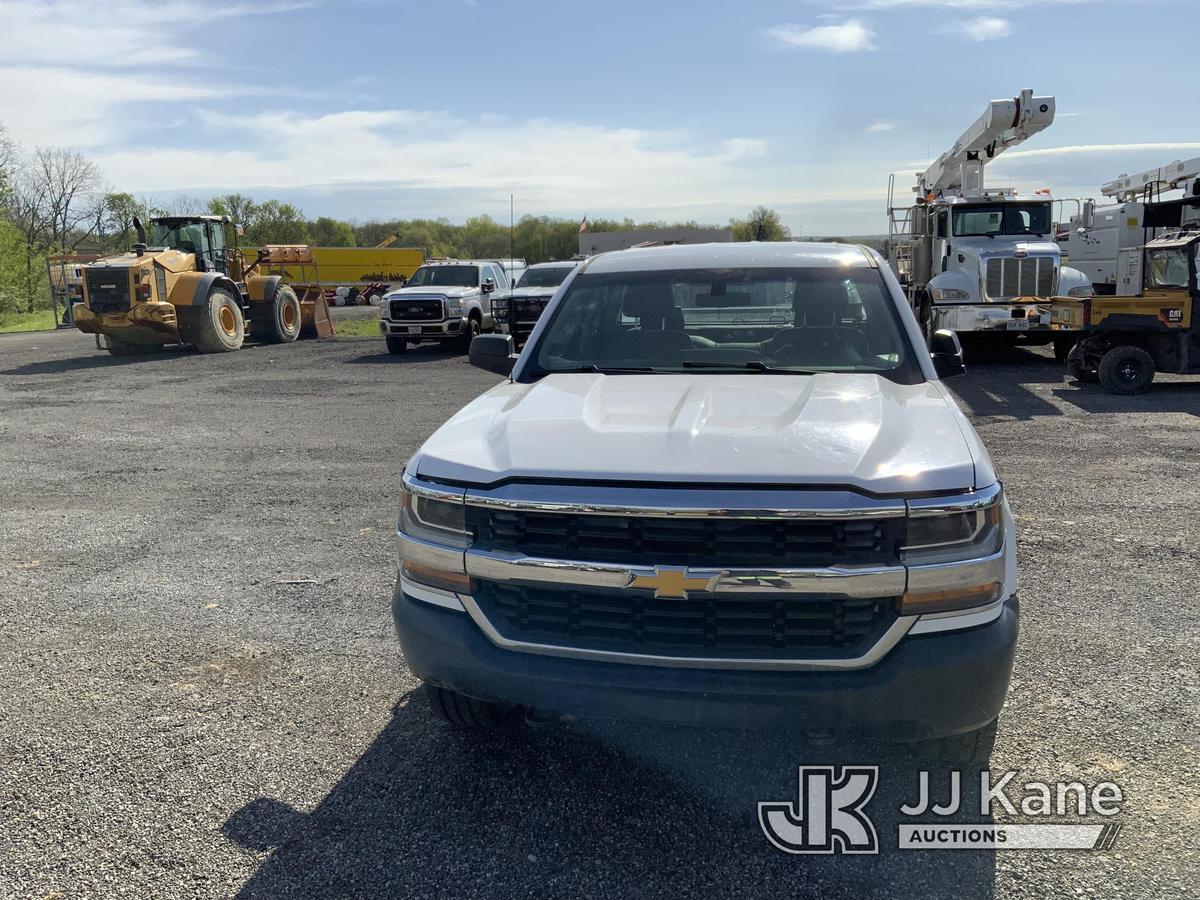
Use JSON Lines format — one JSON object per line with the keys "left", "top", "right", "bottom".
{"left": 622, "top": 283, "right": 675, "bottom": 320}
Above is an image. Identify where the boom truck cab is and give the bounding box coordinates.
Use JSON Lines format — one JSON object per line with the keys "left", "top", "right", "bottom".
{"left": 72, "top": 215, "right": 319, "bottom": 356}
{"left": 887, "top": 90, "right": 1092, "bottom": 358}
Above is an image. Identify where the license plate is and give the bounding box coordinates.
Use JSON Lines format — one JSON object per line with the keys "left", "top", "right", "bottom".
{"left": 1006, "top": 319, "right": 1030, "bottom": 331}
{"left": 406, "top": 326, "right": 422, "bottom": 335}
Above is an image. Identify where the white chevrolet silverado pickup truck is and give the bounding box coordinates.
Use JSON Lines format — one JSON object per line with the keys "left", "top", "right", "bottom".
{"left": 392, "top": 242, "right": 1017, "bottom": 762}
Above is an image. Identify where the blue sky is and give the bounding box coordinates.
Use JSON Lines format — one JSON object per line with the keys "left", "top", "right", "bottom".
{"left": 0, "top": 0, "right": 1196, "bottom": 234}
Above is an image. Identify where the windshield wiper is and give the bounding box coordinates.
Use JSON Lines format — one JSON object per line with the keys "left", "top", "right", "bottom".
{"left": 678, "top": 361, "right": 820, "bottom": 375}
{"left": 545, "top": 364, "right": 657, "bottom": 374}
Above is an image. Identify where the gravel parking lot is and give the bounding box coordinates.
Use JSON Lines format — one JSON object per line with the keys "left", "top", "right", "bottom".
{"left": 1, "top": 330, "right": 1196, "bottom": 898}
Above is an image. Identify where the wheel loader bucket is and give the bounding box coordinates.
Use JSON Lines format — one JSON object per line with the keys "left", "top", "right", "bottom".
{"left": 295, "top": 285, "right": 335, "bottom": 338}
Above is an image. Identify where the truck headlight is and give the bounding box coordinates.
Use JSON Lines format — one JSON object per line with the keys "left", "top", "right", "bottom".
{"left": 398, "top": 476, "right": 473, "bottom": 592}
{"left": 901, "top": 486, "right": 1006, "bottom": 615}
{"left": 492, "top": 299, "right": 509, "bottom": 323}
{"left": 445, "top": 297, "right": 462, "bottom": 316}
{"left": 1067, "top": 285, "right": 1094, "bottom": 298}
{"left": 930, "top": 287, "right": 970, "bottom": 302}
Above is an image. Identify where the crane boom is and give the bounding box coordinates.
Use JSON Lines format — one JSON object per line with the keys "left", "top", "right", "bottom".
{"left": 918, "top": 89, "right": 1056, "bottom": 197}
{"left": 1100, "top": 156, "right": 1200, "bottom": 201}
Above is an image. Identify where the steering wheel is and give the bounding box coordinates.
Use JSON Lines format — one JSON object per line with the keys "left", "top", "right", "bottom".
{"left": 763, "top": 329, "right": 859, "bottom": 364}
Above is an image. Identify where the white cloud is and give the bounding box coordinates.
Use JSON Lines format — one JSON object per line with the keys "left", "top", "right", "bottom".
{"left": 865, "top": 121, "right": 897, "bottom": 134}
{"left": 0, "top": 0, "right": 312, "bottom": 68}
{"left": 768, "top": 19, "right": 876, "bottom": 52}
{"left": 959, "top": 16, "right": 1011, "bottom": 39}
{"left": 84, "top": 107, "right": 775, "bottom": 215}
{"left": 0, "top": 66, "right": 250, "bottom": 147}
{"left": 999, "top": 142, "right": 1200, "bottom": 161}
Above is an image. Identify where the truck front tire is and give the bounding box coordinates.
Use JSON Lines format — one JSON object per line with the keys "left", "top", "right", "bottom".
{"left": 1097, "top": 345, "right": 1155, "bottom": 394}
{"left": 427, "top": 684, "right": 523, "bottom": 730}
{"left": 182, "top": 286, "right": 245, "bottom": 353}
{"left": 386, "top": 335, "right": 407, "bottom": 354}
{"left": 250, "top": 284, "right": 301, "bottom": 344}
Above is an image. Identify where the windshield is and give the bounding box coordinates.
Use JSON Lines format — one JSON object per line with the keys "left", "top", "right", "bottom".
{"left": 953, "top": 204, "right": 1051, "bottom": 237}
{"left": 518, "top": 266, "right": 574, "bottom": 288}
{"left": 407, "top": 265, "right": 478, "bottom": 288}
{"left": 528, "top": 266, "right": 920, "bottom": 383}
{"left": 1146, "top": 248, "right": 1191, "bottom": 289}
{"left": 148, "top": 221, "right": 206, "bottom": 254}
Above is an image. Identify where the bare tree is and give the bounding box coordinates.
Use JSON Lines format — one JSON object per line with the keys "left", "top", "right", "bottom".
{"left": 4, "top": 162, "right": 52, "bottom": 312}
{"left": 0, "top": 123, "right": 15, "bottom": 191}
{"left": 154, "top": 193, "right": 205, "bottom": 216}
{"left": 35, "top": 146, "right": 105, "bottom": 252}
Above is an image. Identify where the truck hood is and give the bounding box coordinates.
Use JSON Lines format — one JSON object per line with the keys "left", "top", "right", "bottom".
{"left": 509, "top": 286, "right": 558, "bottom": 299}
{"left": 386, "top": 285, "right": 476, "bottom": 299}
{"left": 414, "top": 373, "right": 985, "bottom": 494}
{"left": 964, "top": 237, "right": 1061, "bottom": 258}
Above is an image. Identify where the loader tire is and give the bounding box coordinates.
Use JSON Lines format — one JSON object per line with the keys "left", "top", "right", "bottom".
{"left": 1098, "top": 345, "right": 1155, "bottom": 395}
{"left": 182, "top": 286, "right": 244, "bottom": 353}
{"left": 250, "top": 284, "right": 301, "bottom": 344}
{"left": 106, "top": 336, "right": 162, "bottom": 357}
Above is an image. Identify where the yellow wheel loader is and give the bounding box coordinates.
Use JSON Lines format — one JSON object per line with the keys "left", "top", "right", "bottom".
{"left": 72, "top": 215, "right": 332, "bottom": 356}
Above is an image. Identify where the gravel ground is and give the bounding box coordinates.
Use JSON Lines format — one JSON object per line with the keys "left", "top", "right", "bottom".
{"left": 0, "top": 329, "right": 1196, "bottom": 898}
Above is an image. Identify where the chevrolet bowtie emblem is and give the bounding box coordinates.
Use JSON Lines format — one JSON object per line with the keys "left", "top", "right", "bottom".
{"left": 626, "top": 566, "right": 714, "bottom": 599}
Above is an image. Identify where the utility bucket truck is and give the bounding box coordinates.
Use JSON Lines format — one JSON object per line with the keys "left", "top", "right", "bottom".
{"left": 887, "top": 90, "right": 1092, "bottom": 358}
{"left": 1061, "top": 157, "right": 1200, "bottom": 293}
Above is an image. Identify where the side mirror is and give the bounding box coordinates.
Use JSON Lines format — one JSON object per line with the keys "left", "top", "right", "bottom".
{"left": 469, "top": 333, "right": 516, "bottom": 376}
{"left": 481, "top": 277, "right": 496, "bottom": 294}
{"left": 930, "top": 329, "right": 965, "bottom": 379}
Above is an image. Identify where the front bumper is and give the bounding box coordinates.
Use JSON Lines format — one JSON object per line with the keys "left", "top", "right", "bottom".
{"left": 932, "top": 302, "right": 1054, "bottom": 335}
{"left": 380, "top": 317, "right": 465, "bottom": 341}
{"left": 392, "top": 583, "right": 1018, "bottom": 740}
{"left": 72, "top": 301, "right": 180, "bottom": 342}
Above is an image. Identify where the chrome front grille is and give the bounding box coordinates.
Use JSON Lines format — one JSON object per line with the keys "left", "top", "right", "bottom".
{"left": 466, "top": 506, "right": 902, "bottom": 569}
{"left": 984, "top": 256, "right": 1056, "bottom": 300}
{"left": 473, "top": 582, "right": 898, "bottom": 661}
{"left": 389, "top": 298, "right": 444, "bottom": 321}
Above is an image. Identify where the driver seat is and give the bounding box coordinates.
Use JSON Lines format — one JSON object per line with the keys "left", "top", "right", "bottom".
{"left": 605, "top": 283, "right": 690, "bottom": 360}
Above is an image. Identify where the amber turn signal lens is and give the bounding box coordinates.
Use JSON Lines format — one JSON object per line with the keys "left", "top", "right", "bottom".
{"left": 899, "top": 582, "right": 1001, "bottom": 615}
{"left": 401, "top": 560, "right": 474, "bottom": 594}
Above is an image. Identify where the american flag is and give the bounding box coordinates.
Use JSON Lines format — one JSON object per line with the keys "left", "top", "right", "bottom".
{"left": 579, "top": 215, "right": 588, "bottom": 234}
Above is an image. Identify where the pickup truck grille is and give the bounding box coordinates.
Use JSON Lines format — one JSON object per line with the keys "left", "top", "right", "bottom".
{"left": 984, "top": 256, "right": 1055, "bottom": 300}
{"left": 466, "top": 508, "right": 901, "bottom": 569}
{"left": 389, "top": 299, "right": 444, "bottom": 321}
{"left": 474, "top": 582, "right": 897, "bottom": 660}
{"left": 85, "top": 268, "right": 131, "bottom": 314}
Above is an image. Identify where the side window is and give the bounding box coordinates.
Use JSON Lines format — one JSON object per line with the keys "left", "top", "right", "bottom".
{"left": 492, "top": 265, "right": 509, "bottom": 290}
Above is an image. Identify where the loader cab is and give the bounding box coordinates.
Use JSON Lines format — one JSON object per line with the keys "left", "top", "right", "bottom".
{"left": 1143, "top": 234, "right": 1198, "bottom": 293}
{"left": 147, "top": 216, "right": 232, "bottom": 275}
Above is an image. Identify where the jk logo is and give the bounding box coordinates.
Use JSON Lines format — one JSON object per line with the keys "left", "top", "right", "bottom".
{"left": 759, "top": 766, "right": 879, "bottom": 855}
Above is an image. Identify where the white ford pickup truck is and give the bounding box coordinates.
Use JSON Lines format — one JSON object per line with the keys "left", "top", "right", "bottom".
{"left": 392, "top": 242, "right": 1017, "bottom": 761}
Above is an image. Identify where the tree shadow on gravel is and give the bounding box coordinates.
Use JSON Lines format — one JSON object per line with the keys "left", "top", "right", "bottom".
{"left": 1052, "top": 380, "right": 1200, "bottom": 417}
{"left": 0, "top": 346, "right": 192, "bottom": 376}
{"left": 225, "top": 690, "right": 997, "bottom": 899}
{"left": 344, "top": 347, "right": 467, "bottom": 366}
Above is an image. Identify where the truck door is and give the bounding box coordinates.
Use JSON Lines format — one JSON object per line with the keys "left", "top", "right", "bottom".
{"left": 935, "top": 209, "right": 950, "bottom": 273}
{"left": 207, "top": 222, "right": 229, "bottom": 275}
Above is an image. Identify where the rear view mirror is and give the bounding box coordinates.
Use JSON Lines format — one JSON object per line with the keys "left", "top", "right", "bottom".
{"left": 930, "top": 329, "right": 965, "bottom": 379}
{"left": 482, "top": 277, "right": 496, "bottom": 294}
{"left": 469, "top": 333, "right": 516, "bottom": 376}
